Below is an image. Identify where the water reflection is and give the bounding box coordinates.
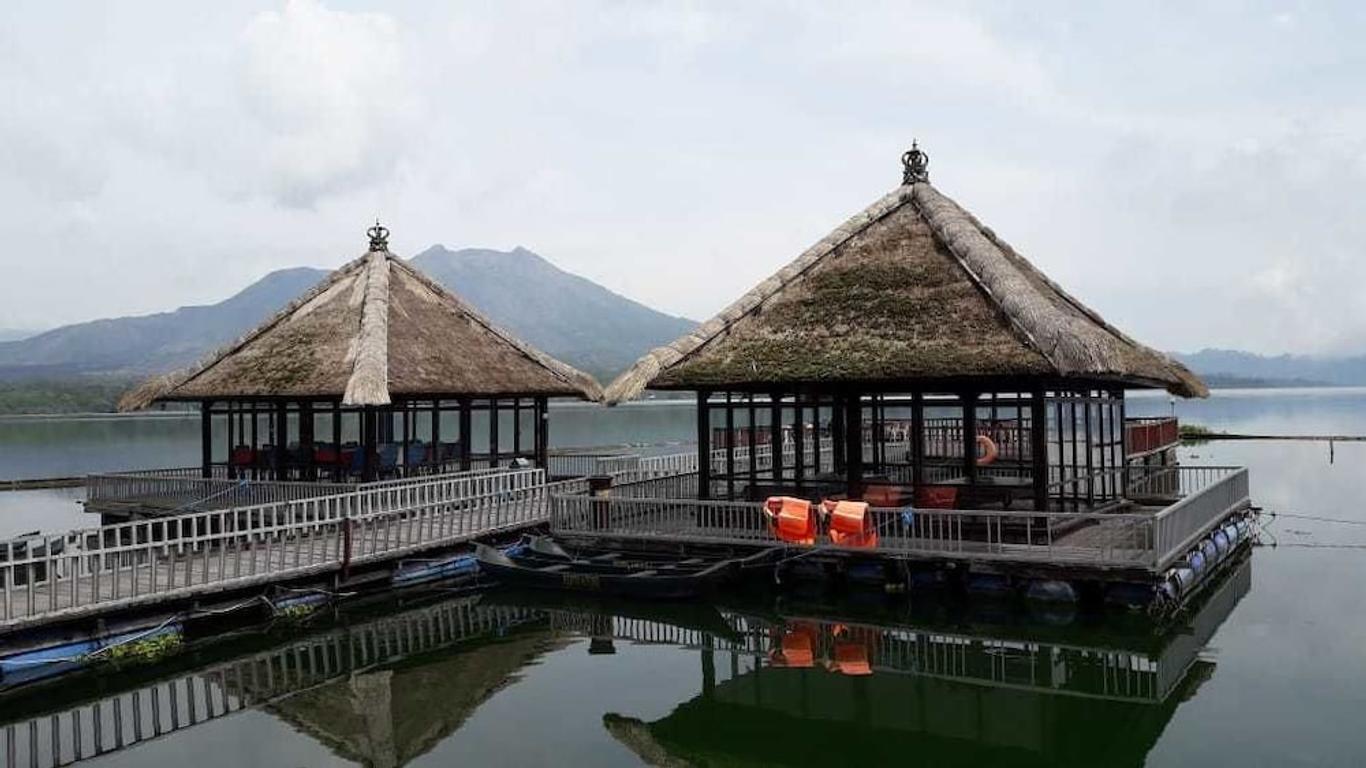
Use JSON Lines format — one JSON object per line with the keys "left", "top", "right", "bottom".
{"left": 0, "top": 555, "right": 1250, "bottom": 768}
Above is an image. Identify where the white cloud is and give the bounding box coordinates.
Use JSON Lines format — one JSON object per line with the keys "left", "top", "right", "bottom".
{"left": 0, "top": 0, "right": 1364, "bottom": 358}
{"left": 240, "top": 0, "right": 419, "bottom": 207}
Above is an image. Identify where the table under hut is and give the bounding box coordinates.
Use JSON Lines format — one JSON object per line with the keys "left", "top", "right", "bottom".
{"left": 119, "top": 224, "right": 602, "bottom": 483}
{"left": 603, "top": 145, "right": 1206, "bottom": 541}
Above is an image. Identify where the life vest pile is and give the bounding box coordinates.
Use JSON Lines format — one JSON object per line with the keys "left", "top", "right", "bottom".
{"left": 820, "top": 499, "right": 878, "bottom": 548}
{"left": 763, "top": 497, "right": 817, "bottom": 545}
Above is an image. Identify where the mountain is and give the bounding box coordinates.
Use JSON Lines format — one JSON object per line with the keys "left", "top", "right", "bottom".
{"left": 410, "top": 245, "right": 693, "bottom": 378}
{"left": 0, "top": 328, "right": 42, "bottom": 343}
{"left": 1175, "top": 349, "right": 1366, "bottom": 387}
{"left": 0, "top": 248, "right": 695, "bottom": 384}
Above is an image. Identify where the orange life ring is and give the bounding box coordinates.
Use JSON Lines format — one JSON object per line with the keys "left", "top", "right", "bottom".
{"left": 976, "top": 434, "right": 998, "bottom": 466}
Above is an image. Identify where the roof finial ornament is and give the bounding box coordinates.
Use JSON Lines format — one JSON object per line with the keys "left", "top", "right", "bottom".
{"left": 367, "top": 220, "right": 390, "bottom": 252}
{"left": 902, "top": 140, "right": 929, "bottom": 184}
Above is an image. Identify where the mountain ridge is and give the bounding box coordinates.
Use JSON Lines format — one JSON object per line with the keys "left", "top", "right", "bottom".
{"left": 0, "top": 247, "right": 695, "bottom": 384}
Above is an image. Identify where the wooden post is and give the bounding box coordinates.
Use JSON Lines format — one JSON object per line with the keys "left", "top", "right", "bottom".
{"left": 911, "top": 391, "right": 925, "bottom": 492}
{"left": 724, "top": 393, "right": 735, "bottom": 500}
{"left": 226, "top": 402, "right": 236, "bottom": 480}
{"left": 274, "top": 401, "right": 288, "bottom": 482}
{"left": 459, "top": 398, "right": 472, "bottom": 471}
{"left": 200, "top": 401, "right": 213, "bottom": 479}
{"left": 361, "top": 407, "right": 378, "bottom": 482}
{"left": 535, "top": 396, "right": 550, "bottom": 471}
{"left": 831, "top": 395, "right": 846, "bottom": 473}
{"left": 332, "top": 401, "right": 342, "bottom": 482}
{"left": 963, "top": 392, "right": 979, "bottom": 503}
{"left": 769, "top": 393, "right": 783, "bottom": 491}
{"left": 431, "top": 399, "right": 442, "bottom": 472}
{"left": 1031, "top": 387, "right": 1048, "bottom": 511}
{"left": 844, "top": 392, "right": 863, "bottom": 499}
{"left": 489, "top": 399, "right": 500, "bottom": 468}
{"left": 697, "top": 390, "right": 711, "bottom": 500}
{"left": 300, "top": 401, "right": 315, "bottom": 481}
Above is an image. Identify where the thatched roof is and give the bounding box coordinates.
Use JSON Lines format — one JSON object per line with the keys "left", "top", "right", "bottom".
{"left": 604, "top": 174, "right": 1205, "bottom": 403}
{"left": 120, "top": 240, "right": 603, "bottom": 410}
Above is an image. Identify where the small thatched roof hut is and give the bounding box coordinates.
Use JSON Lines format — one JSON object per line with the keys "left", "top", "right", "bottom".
{"left": 116, "top": 224, "right": 601, "bottom": 484}
{"left": 601, "top": 145, "right": 1205, "bottom": 509}
{"left": 121, "top": 229, "right": 601, "bottom": 411}
{"left": 604, "top": 151, "right": 1203, "bottom": 403}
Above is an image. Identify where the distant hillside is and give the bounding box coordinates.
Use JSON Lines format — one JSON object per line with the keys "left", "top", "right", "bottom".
{"left": 0, "top": 329, "right": 41, "bottom": 343}
{"left": 411, "top": 245, "right": 693, "bottom": 379}
{"left": 1175, "top": 349, "right": 1366, "bottom": 388}
{"left": 0, "top": 247, "right": 695, "bottom": 388}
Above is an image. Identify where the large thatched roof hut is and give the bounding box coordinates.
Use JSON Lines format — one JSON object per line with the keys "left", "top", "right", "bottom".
{"left": 122, "top": 224, "right": 601, "bottom": 483}
{"left": 605, "top": 145, "right": 1205, "bottom": 509}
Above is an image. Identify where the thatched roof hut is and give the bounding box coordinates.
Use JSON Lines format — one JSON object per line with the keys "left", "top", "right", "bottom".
{"left": 604, "top": 153, "right": 1204, "bottom": 404}
{"left": 120, "top": 227, "right": 602, "bottom": 412}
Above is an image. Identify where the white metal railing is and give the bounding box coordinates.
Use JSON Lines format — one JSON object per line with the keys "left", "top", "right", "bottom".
{"left": 85, "top": 466, "right": 512, "bottom": 515}
{"left": 551, "top": 494, "right": 1157, "bottom": 567}
{"left": 550, "top": 466, "right": 1250, "bottom": 572}
{"left": 0, "top": 470, "right": 585, "bottom": 629}
{"left": 1149, "top": 467, "right": 1250, "bottom": 569}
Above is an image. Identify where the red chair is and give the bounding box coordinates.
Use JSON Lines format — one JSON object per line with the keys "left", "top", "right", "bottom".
{"left": 915, "top": 486, "right": 959, "bottom": 509}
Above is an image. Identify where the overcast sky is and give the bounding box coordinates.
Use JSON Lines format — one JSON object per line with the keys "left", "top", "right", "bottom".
{"left": 2, "top": 1, "right": 1363, "bottom": 355}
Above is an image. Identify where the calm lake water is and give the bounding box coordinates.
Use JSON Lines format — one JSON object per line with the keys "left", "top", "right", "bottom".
{"left": 0, "top": 389, "right": 1364, "bottom": 766}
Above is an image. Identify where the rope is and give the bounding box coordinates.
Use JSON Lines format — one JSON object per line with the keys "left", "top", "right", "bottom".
{"left": 168, "top": 478, "right": 252, "bottom": 515}
{"left": 1264, "top": 510, "right": 1366, "bottom": 526}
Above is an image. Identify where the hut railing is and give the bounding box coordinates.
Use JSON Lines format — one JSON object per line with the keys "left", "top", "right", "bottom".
{"left": 1145, "top": 466, "right": 1250, "bottom": 570}
{"left": 1125, "top": 416, "right": 1180, "bottom": 457}
{"left": 0, "top": 469, "right": 580, "bottom": 630}
{"left": 550, "top": 465, "right": 1249, "bottom": 572}
{"left": 85, "top": 466, "right": 513, "bottom": 515}
{"left": 550, "top": 495, "right": 1159, "bottom": 568}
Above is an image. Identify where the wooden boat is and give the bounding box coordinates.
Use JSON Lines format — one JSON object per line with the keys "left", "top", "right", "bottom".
{"left": 474, "top": 537, "right": 774, "bottom": 599}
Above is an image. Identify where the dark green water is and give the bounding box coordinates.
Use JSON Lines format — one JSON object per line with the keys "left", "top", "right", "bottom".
{"left": 0, "top": 390, "right": 1364, "bottom": 765}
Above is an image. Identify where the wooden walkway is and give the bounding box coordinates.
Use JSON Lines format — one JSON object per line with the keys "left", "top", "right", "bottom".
{"left": 0, "top": 470, "right": 586, "bottom": 635}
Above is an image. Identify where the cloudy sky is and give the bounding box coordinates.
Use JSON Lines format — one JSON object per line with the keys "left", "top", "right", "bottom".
{"left": 2, "top": 1, "right": 1363, "bottom": 355}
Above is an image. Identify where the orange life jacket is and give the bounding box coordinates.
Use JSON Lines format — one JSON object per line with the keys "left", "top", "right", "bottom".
{"left": 830, "top": 642, "right": 873, "bottom": 676}
{"left": 764, "top": 497, "right": 816, "bottom": 545}
{"left": 769, "top": 624, "right": 817, "bottom": 668}
{"left": 821, "top": 499, "right": 878, "bottom": 548}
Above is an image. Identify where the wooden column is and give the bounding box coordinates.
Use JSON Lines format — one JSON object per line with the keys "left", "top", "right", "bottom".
{"left": 361, "top": 407, "right": 378, "bottom": 482}
{"left": 226, "top": 402, "right": 236, "bottom": 480}
{"left": 300, "top": 401, "right": 315, "bottom": 481}
{"left": 332, "top": 401, "right": 342, "bottom": 482}
{"left": 769, "top": 393, "right": 783, "bottom": 490}
{"left": 1031, "top": 387, "right": 1049, "bottom": 511}
{"left": 962, "top": 392, "right": 979, "bottom": 491}
{"left": 844, "top": 392, "right": 863, "bottom": 498}
{"left": 200, "top": 401, "right": 213, "bottom": 479}
{"left": 489, "top": 398, "right": 501, "bottom": 467}
{"left": 273, "top": 401, "right": 288, "bottom": 481}
{"left": 724, "top": 393, "right": 735, "bottom": 500}
{"left": 458, "top": 398, "right": 472, "bottom": 471}
{"left": 535, "top": 396, "right": 550, "bottom": 470}
{"left": 696, "top": 390, "right": 711, "bottom": 500}
{"left": 831, "top": 394, "right": 846, "bottom": 473}
{"left": 911, "top": 391, "right": 925, "bottom": 492}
